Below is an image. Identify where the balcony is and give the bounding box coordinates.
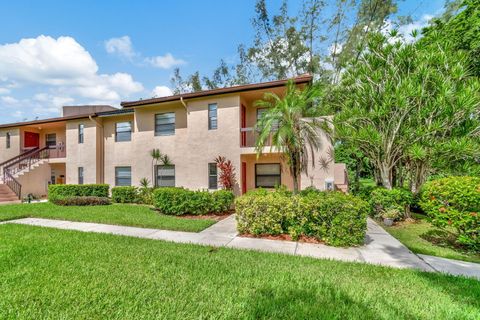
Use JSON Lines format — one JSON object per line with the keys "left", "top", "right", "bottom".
{"left": 47, "top": 145, "right": 66, "bottom": 159}
{"left": 240, "top": 127, "right": 278, "bottom": 154}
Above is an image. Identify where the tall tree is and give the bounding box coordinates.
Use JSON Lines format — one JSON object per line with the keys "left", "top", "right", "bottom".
{"left": 421, "top": 0, "right": 480, "bottom": 77}
{"left": 332, "top": 31, "right": 480, "bottom": 191}
{"left": 254, "top": 81, "right": 328, "bottom": 193}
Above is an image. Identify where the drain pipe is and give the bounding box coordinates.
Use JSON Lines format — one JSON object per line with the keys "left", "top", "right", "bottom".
{"left": 180, "top": 96, "right": 188, "bottom": 113}
{"left": 89, "top": 115, "right": 105, "bottom": 184}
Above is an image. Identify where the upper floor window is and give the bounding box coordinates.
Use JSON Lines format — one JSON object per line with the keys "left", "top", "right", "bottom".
{"left": 156, "top": 165, "right": 175, "bottom": 187}
{"left": 46, "top": 133, "right": 56, "bottom": 148}
{"left": 256, "top": 108, "right": 278, "bottom": 131}
{"left": 115, "top": 166, "right": 131, "bottom": 186}
{"left": 155, "top": 112, "right": 175, "bottom": 136}
{"left": 6, "top": 132, "right": 10, "bottom": 149}
{"left": 208, "top": 103, "right": 217, "bottom": 130}
{"left": 78, "top": 167, "right": 84, "bottom": 185}
{"left": 208, "top": 163, "right": 218, "bottom": 189}
{"left": 116, "top": 122, "right": 132, "bottom": 142}
{"left": 255, "top": 163, "right": 281, "bottom": 188}
{"left": 78, "top": 124, "right": 84, "bottom": 144}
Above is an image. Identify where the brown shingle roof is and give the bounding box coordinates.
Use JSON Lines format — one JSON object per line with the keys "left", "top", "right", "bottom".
{"left": 120, "top": 74, "right": 313, "bottom": 108}
{"left": 0, "top": 113, "right": 95, "bottom": 129}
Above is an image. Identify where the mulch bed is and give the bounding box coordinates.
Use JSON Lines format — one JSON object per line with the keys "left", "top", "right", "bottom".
{"left": 240, "top": 233, "right": 324, "bottom": 244}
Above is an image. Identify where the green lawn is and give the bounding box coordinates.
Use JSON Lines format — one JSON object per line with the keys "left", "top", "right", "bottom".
{"left": 0, "top": 202, "right": 215, "bottom": 232}
{"left": 0, "top": 224, "right": 478, "bottom": 319}
{"left": 384, "top": 214, "right": 480, "bottom": 264}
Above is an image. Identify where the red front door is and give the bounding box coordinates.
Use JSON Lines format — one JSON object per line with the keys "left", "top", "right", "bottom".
{"left": 241, "top": 162, "right": 247, "bottom": 194}
{"left": 24, "top": 132, "right": 40, "bottom": 149}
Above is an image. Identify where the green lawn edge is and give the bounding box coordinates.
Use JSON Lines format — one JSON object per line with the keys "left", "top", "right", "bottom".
{"left": 383, "top": 215, "right": 480, "bottom": 264}
{"left": 0, "top": 202, "right": 216, "bottom": 232}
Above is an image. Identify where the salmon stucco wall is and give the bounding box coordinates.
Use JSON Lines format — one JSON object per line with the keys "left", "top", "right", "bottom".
{"left": 66, "top": 119, "right": 101, "bottom": 184}
{"left": 17, "top": 161, "right": 51, "bottom": 198}
{"left": 0, "top": 128, "right": 20, "bottom": 164}
{"left": 102, "top": 95, "right": 242, "bottom": 193}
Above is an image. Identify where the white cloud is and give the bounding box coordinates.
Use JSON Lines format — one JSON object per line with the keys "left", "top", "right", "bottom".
{"left": 383, "top": 14, "right": 434, "bottom": 43}
{"left": 105, "top": 36, "right": 186, "bottom": 69}
{"left": 1, "top": 96, "right": 19, "bottom": 105}
{"left": 146, "top": 53, "right": 186, "bottom": 69}
{"left": 151, "top": 85, "right": 173, "bottom": 98}
{"left": 0, "top": 35, "right": 144, "bottom": 117}
{"left": 105, "top": 36, "right": 136, "bottom": 60}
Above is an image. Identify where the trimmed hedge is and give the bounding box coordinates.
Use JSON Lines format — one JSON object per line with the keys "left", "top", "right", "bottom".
{"left": 112, "top": 186, "right": 138, "bottom": 203}
{"left": 153, "top": 188, "right": 234, "bottom": 215}
{"left": 420, "top": 176, "right": 480, "bottom": 250}
{"left": 236, "top": 191, "right": 369, "bottom": 247}
{"left": 49, "top": 184, "right": 109, "bottom": 202}
{"left": 51, "top": 196, "right": 111, "bottom": 206}
{"left": 368, "top": 188, "right": 413, "bottom": 219}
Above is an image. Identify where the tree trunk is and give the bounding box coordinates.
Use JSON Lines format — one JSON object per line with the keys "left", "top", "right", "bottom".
{"left": 354, "top": 160, "right": 361, "bottom": 194}
{"left": 293, "top": 173, "right": 299, "bottom": 194}
{"left": 379, "top": 164, "right": 392, "bottom": 189}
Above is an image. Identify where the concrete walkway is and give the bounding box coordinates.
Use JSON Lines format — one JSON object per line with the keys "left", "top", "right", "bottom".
{"left": 3, "top": 216, "right": 480, "bottom": 279}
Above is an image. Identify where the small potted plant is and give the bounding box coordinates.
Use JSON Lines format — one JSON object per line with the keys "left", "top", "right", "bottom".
{"left": 382, "top": 208, "right": 400, "bottom": 226}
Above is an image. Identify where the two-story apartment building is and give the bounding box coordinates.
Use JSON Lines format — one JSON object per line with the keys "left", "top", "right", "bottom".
{"left": 0, "top": 75, "right": 348, "bottom": 203}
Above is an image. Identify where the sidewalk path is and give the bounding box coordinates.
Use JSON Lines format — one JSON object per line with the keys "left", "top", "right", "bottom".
{"left": 3, "top": 216, "right": 480, "bottom": 279}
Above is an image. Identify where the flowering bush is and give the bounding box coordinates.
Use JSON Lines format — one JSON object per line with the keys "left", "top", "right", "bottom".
{"left": 420, "top": 176, "right": 480, "bottom": 250}
{"left": 214, "top": 156, "right": 236, "bottom": 190}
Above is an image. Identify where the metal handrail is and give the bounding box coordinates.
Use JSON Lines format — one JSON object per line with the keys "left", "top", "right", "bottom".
{"left": 0, "top": 147, "right": 39, "bottom": 175}
{"left": 3, "top": 147, "right": 50, "bottom": 199}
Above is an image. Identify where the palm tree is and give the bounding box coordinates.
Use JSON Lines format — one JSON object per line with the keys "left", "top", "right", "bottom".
{"left": 150, "top": 149, "right": 162, "bottom": 185}
{"left": 255, "top": 80, "right": 327, "bottom": 194}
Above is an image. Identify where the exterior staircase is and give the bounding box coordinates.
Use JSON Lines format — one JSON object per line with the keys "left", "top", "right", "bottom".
{"left": 0, "top": 147, "right": 50, "bottom": 204}
{"left": 0, "top": 184, "right": 21, "bottom": 204}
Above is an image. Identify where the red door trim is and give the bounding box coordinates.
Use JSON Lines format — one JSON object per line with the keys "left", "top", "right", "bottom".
{"left": 241, "top": 162, "right": 247, "bottom": 194}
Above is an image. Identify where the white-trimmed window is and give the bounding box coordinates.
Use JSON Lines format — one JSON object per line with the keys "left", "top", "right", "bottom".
{"left": 115, "top": 166, "right": 131, "bottom": 186}
{"left": 78, "top": 124, "right": 84, "bottom": 143}
{"left": 208, "top": 163, "right": 218, "bottom": 189}
{"left": 78, "top": 167, "right": 84, "bottom": 185}
{"left": 6, "top": 132, "right": 10, "bottom": 149}
{"left": 156, "top": 165, "right": 175, "bottom": 187}
{"left": 115, "top": 122, "right": 132, "bottom": 142}
{"left": 155, "top": 112, "right": 175, "bottom": 136}
{"left": 255, "top": 163, "right": 281, "bottom": 188}
{"left": 208, "top": 103, "right": 217, "bottom": 130}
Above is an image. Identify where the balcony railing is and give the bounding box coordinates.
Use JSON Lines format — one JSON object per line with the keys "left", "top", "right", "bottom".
{"left": 240, "top": 127, "right": 273, "bottom": 148}
{"left": 47, "top": 145, "right": 66, "bottom": 158}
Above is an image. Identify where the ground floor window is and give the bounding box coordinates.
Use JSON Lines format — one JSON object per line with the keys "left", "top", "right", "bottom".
{"left": 255, "top": 163, "right": 281, "bottom": 188}
{"left": 115, "top": 166, "right": 131, "bottom": 186}
{"left": 78, "top": 167, "right": 84, "bottom": 185}
{"left": 156, "top": 165, "right": 175, "bottom": 187}
{"left": 208, "top": 163, "right": 218, "bottom": 189}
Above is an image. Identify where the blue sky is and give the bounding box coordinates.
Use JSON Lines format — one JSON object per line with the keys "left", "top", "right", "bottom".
{"left": 0, "top": 0, "right": 444, "bottom": 124}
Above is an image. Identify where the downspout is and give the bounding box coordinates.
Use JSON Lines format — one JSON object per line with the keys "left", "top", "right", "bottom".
{"left": 89, "top": 115, "right": 105, "bottom": 184}
{"left": 180, "top": 96, "right": 188, "bottom": 113}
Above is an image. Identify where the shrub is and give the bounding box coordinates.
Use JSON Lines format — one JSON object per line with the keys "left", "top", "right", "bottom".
{"left": 153, "top": 187, "right": 234, "bottom": 215}
{"left": 369, "top": 188, "right": 413, "bottom": 219}
{"left": 236, "top": 191, "right": 368, "bottom": 247}
{"left": 52, "top": 196, "right": 111, "bottom": 206}
{"left": 49, "top": 184, "right": 109, "bottom": 202}
{"left": 419, "top": 176, "right": 480, "bottom": 250}
{"left": 354, "top": 184, "right": 377, "bottom": 201}
{"left": 138, "top": 187, "right": 155, "bottom": 205}
{"left": 299, "top": 186, "right": 323, "bottom": 197}
{"left": 111, "top": 186, "right": 138, "bottom": 203}
{"left": 211, "top": 189, "right": 235, "bottom": 213}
